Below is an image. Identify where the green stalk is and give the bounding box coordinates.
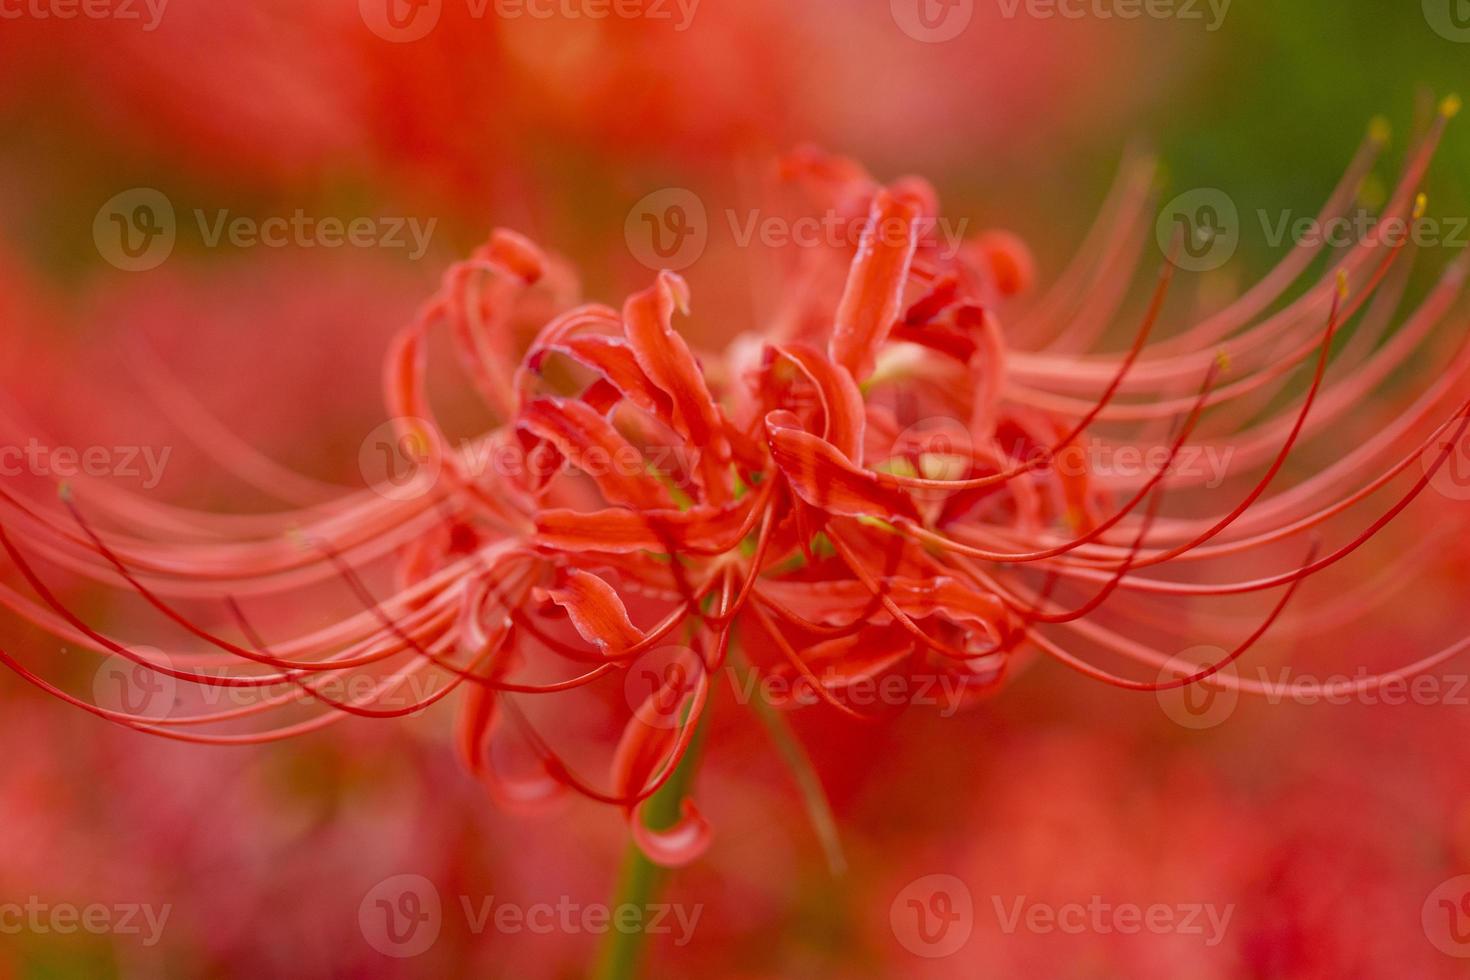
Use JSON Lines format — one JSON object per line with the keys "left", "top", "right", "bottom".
{"left": 592, "top": 717, "right": 707, "bottom": 980}
{"left": 729, "top": 647, "right": 846, "bottom": 877}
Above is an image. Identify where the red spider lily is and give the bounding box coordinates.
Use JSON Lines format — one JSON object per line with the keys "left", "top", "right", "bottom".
{"left": 3, "top": 98, "right": 1469, "bottom": 868}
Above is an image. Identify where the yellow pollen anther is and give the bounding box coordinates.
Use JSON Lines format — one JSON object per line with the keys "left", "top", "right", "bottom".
{"left": 1440, "top": 93, "right": 1462, "bottom": 119}
{"left": 1214, "top": 349, "right": 1231, "bottom": 373}
{"left": 1335, "top": 269, "right": 1349, "bottom": 299}
{"left": 1414, "top": 193, "right": 1429, "bottom": 219}
{"left": 1368, "top": 116, "right": 1392, "bottom": 146}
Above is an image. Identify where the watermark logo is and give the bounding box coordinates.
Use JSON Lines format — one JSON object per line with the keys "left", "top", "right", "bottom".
{"left": 359, "top": 875, "right": 443, "bottom": 958}
{"left": 726, "top": 666, "right": 974, "bottom": 717}
{"left": 1157, "top": 188, "right": 1239, "bottom": 272}
{"left": 0, "top": 439, "right": 172, "bottom": 490}
{"left": 1424, "top": 0, "right": 1470, "bottom": 42}
{"left": 727, "top": 209, "right": 968, "bottom": 258}
{"left": 625, "top": 645, "right": 703, "bottom": 730}
{"left": 993, "top": 895, "right": 1233, "bottom": 945}
{"left": 1424, "top": 875, "right": 1470, "bottom": 957}
{"left": 359, "top": 418, "right": 446, "bottom": 502}
{"left": 0, "top": 0, "right": 169, "bottom": 31}
{"left": 357, "top": 881, "right": 702, "bottom": 956}
{"left": 1155, "top": 646, "right": 1238, "bottom": 730}
{"left": 92, "top": 647, "right": 176, "bottom": 721}
{"left": 495, "top": 0, "right": 699, "bottom": 29}
{"left": 0, "top": 898, "right": 171, "bottom": 947}
{"left": 95, "top": 189, "right": 437, "bottom": 270}
{"left": 891, "top": 0, "right": 973, "bottom": 42}
{"left": 1421, "top": 425, "right": 1470, "bottom": 502}
{"left": 461, "top": 896, "right": 703, "bottom": 944}
{"left": 358, "top": 421, "right": 702, "bottom": 501}
{"left": 360, "top": 0, "right": 442, "bottom": 41}
{"left": 625, "top": 191, "right": 973, "bottom": 272}
{"left": 93, "top": 188, "right": 175, "bottom": 272}
{"left": 193, "top": 209, "right": 436, "bottom": 259}
{"left": 890, "top": 874, "right": 974, "bottom": 958}
{"left": 991, "top": 0, "right": 1230, "bottom": 30}
{"left": 887, "top": 417, "right": 975, "bottom": 504}
{"left": 1258, "top": 208, "right": 1470, "bottom": 250}
{"left": 625, "top": 188, "right": 708, "bottom": 272}
{"left": 360, "top": 0, "right": 697, "bottom": 39}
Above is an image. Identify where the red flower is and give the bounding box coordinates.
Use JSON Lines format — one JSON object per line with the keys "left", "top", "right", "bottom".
{"left": 4, "top": 100, "right": 1469, "bottom": 867}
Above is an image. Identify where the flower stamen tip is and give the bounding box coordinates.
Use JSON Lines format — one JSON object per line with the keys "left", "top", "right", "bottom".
{"left": 1413, "top": 192, "right": 1429, "bottom": 219}
{"left": 1439, "top": 93, "right": 1462, "bottom": 119}
{"left": 1368, "top": 115, "right": 1392, "bottom": 146}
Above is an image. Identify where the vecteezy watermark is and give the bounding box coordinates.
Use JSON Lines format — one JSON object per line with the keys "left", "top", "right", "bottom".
{"left": 1156, "top": 188, "right": 1240, "bottom": 272}
{"left": 882, "top": 424, "right": 1237, "bottom": 493}
{"left": 90, "top": 645, "right": 439, "bottom": 721}
{"left": 623, "top": 647, "right": 979, "bottom": 724}
{"left": 358, "top": 0, "right": 698, "bottom": 42}
{"left": 0, "top": 898, "right": 171, "bottom": 947}
{"left": 93, "top": 188, "right": 177, "bottom": 273}
{"left": 359, "top": 417, "right": 701, "bottom": 501}
{"left": 1157, "top": 192, "right": 1468, "bottom": 273}
{"left": 460, "top": 895, "right": 702, "bottom": 946}
{"left": 993, "top": 0, "right": 1230, "bottom": 30}
{"left": 186, "top": 668, "right": 441, "bottom": 717}
{"left": 493, "top": 0, "right": 698, "bottom": 28}
{"left": 625, "top": 188, "right": 709, "bottom": 272}
{"left": 992, "top": 895, "right": 1234, "bottom": 946}
{"left": 358, "top": 876, "right": 703, "bottom": 958}
{"left": 0, "top": 438, "right": 172, "bottom": 490}
{"left": 1029, "top": 438, "right": 1234, "bottom": 487}
{"left": 92, "top": 648, "right": 177, "bottom": 722}
{"left": 725, "top": 209, "right": 970, "bottom": 261}
{"left": 1157, "top": 654, "right": 1470, "bottom": 730}
{"left": 194, "top": 210, "right": 437, "bottom": 259}
{"left": 892, "top": 0, "right": 1228, "bottom": 41}
{"left": 360, "top": 875, "right": 443, "bottom": 959}
{"left": 1249, "top": 668, "right": 1470, "bottom": 708}
{"left": 1424, "top": 875, "right": 1470, "bottom": 957}
{"left": 1421, "top": 422, "right": 1470, "bottom": 502}
{"left": 1155, "top": 647, "right": 1239, "bottom": 730}
{"left": 0, "top": 0, "right": 167, "bottom": 30}
{"left": 1424, "top": 0, "right": 1470, "bottom": 43}
{"left": 1257, "top": 209, "right": 1470, "bottom": 250}
{"left": 93, "top": 189, "right": 437, "bottom": 272}
{"left": 890, "top": 0, "right": 974, "bottom": 42}
{"left": 891, "top": 874, "right": 975, "bottom": 958}
{"left": 624, "top": 646, "right": 705, "bottom": 730}
{"left": 623, "top": 189, "right": 971, "bottom": 272}
{"left": 726, "top": 666, "right": 973, "bottom": 718}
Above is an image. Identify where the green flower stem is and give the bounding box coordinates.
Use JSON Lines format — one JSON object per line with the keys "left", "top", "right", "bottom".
{"left": 592, "top": 716, "right": 707, "bottom": 980}
{"left": 729, "top": 647, "right": 846, "bottom": 877}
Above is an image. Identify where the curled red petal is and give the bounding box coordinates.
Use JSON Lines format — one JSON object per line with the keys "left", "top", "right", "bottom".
{"left": 534, "top": 499, "right": 757, "bottom": 555}
{"left": 766, "top": 412, "right": 920, "bottom": 524}
{"left": 622, "top": 272, "right": 731, "bottom": 470}
{"left": 630, "top": 798, "right": 711, "bottom": 867}
{"left": 773, "top": 343, "right": 867, "bottom": 462}
{"left": 527, "top": 331, "right": 674, "bottom": 423}
{"left": 828, "top": 189, "right": 922, "bottom": 382}
{"left": 542, "top": 568, "right": 647, "bottom": 657}
{"left": 517, "top": 398, "right": 676, "bottom": 510}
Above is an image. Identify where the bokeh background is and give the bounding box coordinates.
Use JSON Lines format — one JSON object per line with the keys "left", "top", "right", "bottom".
{"left": 2, "top": 1, "right": 1470, "bottom": 976}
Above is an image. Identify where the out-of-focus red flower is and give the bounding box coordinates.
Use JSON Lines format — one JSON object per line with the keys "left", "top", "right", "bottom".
{"left": 0, "top": 2, "right": 1164, "bottom": 201}
{"left": 3, "top": 98, "right": 1468, "bottom": 871}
